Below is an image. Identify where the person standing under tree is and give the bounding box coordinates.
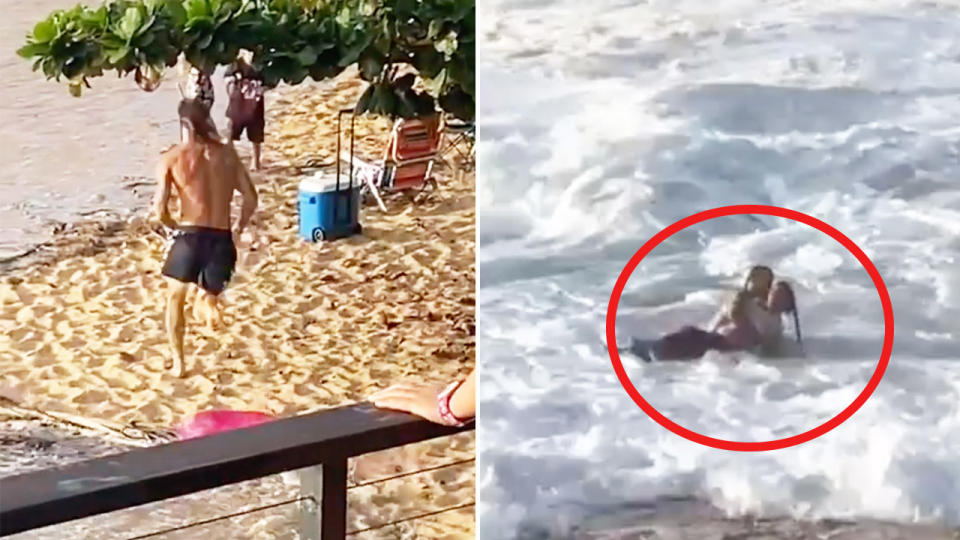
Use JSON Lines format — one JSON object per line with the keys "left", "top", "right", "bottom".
{"left": 176, "top": 57, "right": 219, "bottom": 139}
{"left": 225, "top": 50, "right": 266, "bottom": 170}
{"left": 178, "top": 60, "right": 214, "bottom": 112}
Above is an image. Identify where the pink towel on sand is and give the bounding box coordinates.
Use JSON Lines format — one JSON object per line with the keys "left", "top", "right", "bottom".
{"left": 175, "top": 410, "right": 275, "bottom": 440}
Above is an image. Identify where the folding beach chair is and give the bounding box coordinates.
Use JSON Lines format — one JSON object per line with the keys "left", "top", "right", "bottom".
{"left": 439, "top": 116, "right": 475, "bottom": 172}
{"left": 340, "top": 114, "right": 441, "bottom": 212}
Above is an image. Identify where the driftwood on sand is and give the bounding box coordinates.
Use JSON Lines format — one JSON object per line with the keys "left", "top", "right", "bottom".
{"left": 0, "top": 397, "right": 175, "bottom": 447}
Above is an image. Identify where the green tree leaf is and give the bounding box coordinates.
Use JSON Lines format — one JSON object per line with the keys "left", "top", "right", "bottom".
{"left": 136, "top": 31, "right": 156, "bottom": 48}
{"left": 197, "top": 32, "right": 214, "bottom": 49}
{"left": 411, "top": 45, "right": 444, "bottom": 79}
{"left": 119, "top": 7, "right": 145, "bottom": 41}
{"left": 357, "top": 48, "right": 384, "bottom": 81}
{"left": 296, "top": 45, "right": 318, "bottom": 66}
{"left": 186, "top": 0, "right": 213, "bottom": 21}
{"left": 165, "top": 0, "right": 188, "bottom": 26}
{"left": 33, "top": 20, "right": 58, "bottom": 43}
{"left": 19, "top": 0, "right": 475, "bottom": 120}
{"left": 83, "top": 6, "right": 109, "bottom": 29}
{"left": 355, "top": 82, "right": 376, "bottom": 113}
{"left": 42, "top": 60, "right": 58, "bottom": 80}
{"left": 107, "top": 46, "right": 132, "bottom": 64}
{"left": 17, "top": 43, "right": 49, "bottom": 59}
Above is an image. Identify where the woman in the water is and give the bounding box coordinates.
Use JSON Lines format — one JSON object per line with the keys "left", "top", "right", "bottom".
{"left": 626, "top": 266, "right": 802, "bottom": 362}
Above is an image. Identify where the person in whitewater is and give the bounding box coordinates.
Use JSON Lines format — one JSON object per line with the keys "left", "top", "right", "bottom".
{"left": 625, "top": 265, "right": 802, "bottom": 362}
{"left": 154, "top": 99, "right": 259, "bottom": 377}
{"left": 225, "top": 50, "right": 266, "bottom": 170}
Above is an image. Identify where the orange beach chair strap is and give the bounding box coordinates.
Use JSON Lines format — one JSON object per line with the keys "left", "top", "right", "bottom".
{"left": 382, "top": 117, "right": 440, "bottom": 191}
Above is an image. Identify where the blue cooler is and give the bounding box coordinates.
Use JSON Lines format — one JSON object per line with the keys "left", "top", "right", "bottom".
{"left": 298, "top": 172, "right": 362, "bottom": 242}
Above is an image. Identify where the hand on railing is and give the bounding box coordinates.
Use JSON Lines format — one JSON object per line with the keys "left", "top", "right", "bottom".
{"left": 370, "top": 370, "right": 475, "bottom": 426}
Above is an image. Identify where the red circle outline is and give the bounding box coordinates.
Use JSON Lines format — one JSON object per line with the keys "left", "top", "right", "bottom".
{"left": 606, "top": 205, "right": 894, "bottom": 451}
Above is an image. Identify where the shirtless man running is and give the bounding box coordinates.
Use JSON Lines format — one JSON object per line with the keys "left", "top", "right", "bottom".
{"left": 154, "top": 99, "right": 259, "bottom": 377}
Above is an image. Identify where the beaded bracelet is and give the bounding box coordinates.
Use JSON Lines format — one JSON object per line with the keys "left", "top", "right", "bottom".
{"left": 436, "top": 379, "right": 468, "bottom": 427}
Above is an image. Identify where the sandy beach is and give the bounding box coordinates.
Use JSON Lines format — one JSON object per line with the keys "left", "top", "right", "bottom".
{"left": 0, "top": 71, "right": 475, "bottom": 539}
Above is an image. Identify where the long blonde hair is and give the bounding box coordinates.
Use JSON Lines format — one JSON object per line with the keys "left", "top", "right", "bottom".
{"left": 176, "top": 54, "right": 191, "bottom": 96}
{"left": 178, "top": 99, "right": 219, "bottom": 144}
{"left": 771, "top": 281, "right": 802, "bottom": 344}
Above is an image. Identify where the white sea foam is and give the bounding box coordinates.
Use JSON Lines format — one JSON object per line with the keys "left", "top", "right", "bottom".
{"left": 477, "top": 1, "right": 960, "bottom": 537}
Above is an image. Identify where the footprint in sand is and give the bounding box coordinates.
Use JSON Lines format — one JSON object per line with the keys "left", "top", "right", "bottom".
{"left": 102, "top": 366, "right": 143, "bottom": 390}
{"left": 115, "top": 325, "right": 140, "bottom": 342}
{"left": 112, "top": 285, "right": 145, "bottom": 305}
{"left": 74, "top": 389, "right": 111, "bottom": 405}
{"left": 135, "top": 402, "right": 175, "bottom": 425}
{"left": 29, "top": 348, "right": 56, "bottom": 368}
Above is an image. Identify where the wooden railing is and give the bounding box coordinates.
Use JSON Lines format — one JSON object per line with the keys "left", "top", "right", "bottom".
{"left": 0, "top": 403, "right": 474, "bottom": 539}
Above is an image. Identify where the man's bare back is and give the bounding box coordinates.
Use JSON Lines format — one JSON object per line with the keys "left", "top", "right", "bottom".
{"left": 159, "top": 140, "right": 253, "bottom": 231}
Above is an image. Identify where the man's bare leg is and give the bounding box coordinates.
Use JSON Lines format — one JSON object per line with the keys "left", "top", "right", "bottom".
{"left": 252, "top": 142, "right": 262, "bottom": 171}
{"left": 224, "top": 119, "right": 235, "bottom": 148}
{"left": 195, "top": 290, "right": 224, "bottom": 330}
{"left": 191, "top": 285, "right": 206, "bottom": 322}
{"left": 165, "top": 280, "right": 190, "bottom": 377}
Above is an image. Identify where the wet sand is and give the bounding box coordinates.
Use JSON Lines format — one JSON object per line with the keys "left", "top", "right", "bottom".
{"left": 574, "top": 517, "right": 960, "bottom": 540}
{"left": 0, "top": 71, "right": 475, "bottom": 539}
{"left": 513, "top": 498, "right": 960, "bottom": 540}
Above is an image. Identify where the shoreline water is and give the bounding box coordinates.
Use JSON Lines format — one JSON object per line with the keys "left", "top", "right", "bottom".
{"left": 1, "top": 0, "right": 171, "bottom": 260}
{"left": 0, "top": 0, "right": 258, "bottom": 262}
{"left": 0, "top": 123, "right": 280, "bottom": 277}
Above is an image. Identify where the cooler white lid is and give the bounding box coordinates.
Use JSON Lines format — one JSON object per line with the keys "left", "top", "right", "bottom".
{"left": 299, "top": 171, "right": 354, "bottom": 193}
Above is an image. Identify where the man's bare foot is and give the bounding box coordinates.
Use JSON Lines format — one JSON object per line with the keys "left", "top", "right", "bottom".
{"left": 171, "top": 354, "right": 185, "bottom": 378}
{"left": 164, "top": 356, "right": 186, "bottom": 377}
{"left": 194, "top": 294, "right": 224, "bottom": 330}
{"left": 205, "top": 310, "right": 223, "bottom": 331}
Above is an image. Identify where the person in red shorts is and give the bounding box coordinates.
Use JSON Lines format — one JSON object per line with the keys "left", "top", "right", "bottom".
{"left": 225, "top": 50, "right": 266, "bottom": 170}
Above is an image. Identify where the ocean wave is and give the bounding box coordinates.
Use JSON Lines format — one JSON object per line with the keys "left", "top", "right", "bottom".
{"left": 478, "top": 0, "right": 960, "bottom": 537}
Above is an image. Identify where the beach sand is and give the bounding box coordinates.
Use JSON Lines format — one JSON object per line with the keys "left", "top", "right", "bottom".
{"left": 0, "top": 72, "right": 475, "bottom": 539}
